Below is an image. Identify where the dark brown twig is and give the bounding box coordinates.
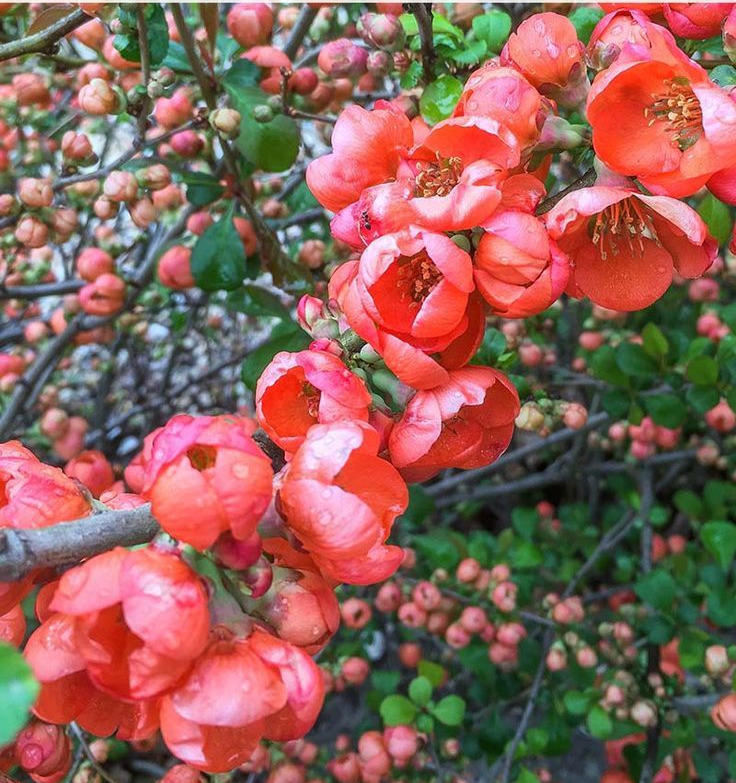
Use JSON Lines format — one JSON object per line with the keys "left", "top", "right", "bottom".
{"left": 0, "top": 8, "right": 90, "bottom": 63}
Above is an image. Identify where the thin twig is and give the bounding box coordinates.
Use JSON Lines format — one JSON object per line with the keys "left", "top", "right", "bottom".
{"left": 0, "top": 8, "right": 90, "bottom": 62}
{"left": 282, "top": 4, "right": 318, "bottom": 59}
{"left": 70, "top": 724, "right": 119, "bottom": 783}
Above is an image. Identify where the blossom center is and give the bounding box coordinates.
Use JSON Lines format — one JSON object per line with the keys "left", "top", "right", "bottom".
{"left": 187, "top": 445, "right": 217, "bottom": 471}
{"left": 644, "top": 78, "right": 703, "bottom": 151}
{"left": 414, "top": 153, "right": 463, "bottom": 197}
{"left": 397, "top": 252, "right": 442, "bottom": 305}
{"left": 590, "top": 198, "right": 660, "bottom": 261}
{"left": 299, "top": 382, "right": 321, "bottom": 418}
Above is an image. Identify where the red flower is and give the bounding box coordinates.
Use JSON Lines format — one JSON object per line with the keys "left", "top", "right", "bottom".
{"left": 662, "top": 3, "right": 734, "bottom": 39}
{"left": 46, "top": 545, "right": 210, "bottom": 700}
{"left": 0, "top": 602, "right": 26, "bottom": 646}
{"left": 473, "top": 174, "right": 570, "bottom": 318}
{"left": 255, "top": 542, "right": 341, "bottom": 653}
{"left": 13, "top": 721, "right": 71, "bottom": 783}
{"left": 0, "top": 441, "right": 91, "bottom": 529}
{"left": 64, "top": 449, "right": 115, "bottom": 498}
{"left": 25, "top": 612, "right": 160, "bottom": 741}
{"left": 330, "top": 117, "right": 518, "bottom": 246}
{"left": 544, "top": 184, "right": 717, "bottom": 310}
{"left": 332, "top": 231, "right": 484, "bottom": 390}
{"left": 501, "top": 12, "right": 588, "bottom": 108}
{"left": 587, "top": 47, "right": 736, "bottom": 197}
{"left": 453, "top": 63, "right": 545, "bottom": 151}
{"left": 278, "top": 421, "right": 408, "bottom": 585}
{"left": 160, "top": 627, "right": 324, "bottom": 772}
{"left": 588, "top": 9, "right": 684, "bottom": 67}
{"left": 140, "top": 415, "right": 274, "bottom": 550}
{"left": 388, "top": 366, "right": 519, "bottom": 483}
{"left": 306, "top": 102, "right": 412, "bottom": 213}
{"left": 256, "top": 348, "right": 372, "bottom": 454}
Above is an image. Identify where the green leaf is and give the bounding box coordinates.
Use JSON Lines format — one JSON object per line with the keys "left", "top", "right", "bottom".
{"left": 221, "top": 58, "right": 261, "bottom": 90}
{"left": 472, "top": 10, "right": 512, "bottom": 54}
{"left": 645, "top": 394, "right": 687, "bottom": 428}
{"left": 563, "top": 690, "right": 593, "bottom": 716}
{"left": 687, "top": 385, "right": 720, "bottom": 414}
{"left": 673, "top": 489, "right": 703, "bottom": 518}
{"left": 590, "top": 345, "right": 630, "bottom": 387}
{"left": 191, "top": 205, "right": 245, "bottom": 292}
{"left": 707, "top": 587, "right": 736, "bottom": 627}
{"left": 371, "top": 670, "right": 401, "bottom": 695}
{"left": 226, "top": 284, "right": 290, "bottom": 320}
{"left": 409, "top": 676, "right": 433, "bottom": 706}
{"left": 241, "top": 321, "right": 310, "bottom": 391}
{"left": 418, "top": 660, "right": 446, "bottom": 688}
{"left": 420, "top": 75, "right": 463, "bottom": 124}
{"left": 586, "top": 705, "right": 613, "bottom": 739}
{"left": 701, "top": 521, "right": 736, "bottom": 571}
{"left": 431, "top": 695, "right": 466, "bottom": 726}
{"left": 641, "top": 323, "right": 669, "bottom": 359}
{"left": 686, "top": 355, "right": 719, "bottom": 386}
{"left": 162, "top": 40, "right": 193, "bottom": 73}
{"left": 0, "top": 643, "right": 39, "bottom": 745}
{"left": 517, "top": 769, "right": 541, "bottom": 783}
{"left": 113, "top": 4, "right": 169, "bottom": 66}
{"left": 380, "top": 695, "right": 417, "bottom": 726}
{"left": 616, "top": 343, "right": 659, "bottom": 377}
{"left": 709, "top": 64, "right": 736, "bottom": 87}
{"left": 569, "top": 6, "right": 604, "bottom": 43}
{"left": 223, "top": 65, "right": 300, "bottom": 172}
{"left": 450, "top": 39, "right": 487, "bottom": 65}
{"left": 180, "top": 171, "right": 225, "bottom": 207}
{"left": 403, "top": 485, "right": 435, "bottom": 526}
{"left": 698, "top": 193, "right": 733, "bottom": 246}
{"left": 634, "top": 569, "right": 678, "bottom": 610}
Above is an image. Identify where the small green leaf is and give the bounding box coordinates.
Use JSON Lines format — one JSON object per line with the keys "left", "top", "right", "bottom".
{"left": 686, "top": 355, "right": 719, "bottom": 386}
{"left": 0, "top": 644, "right": 39, "bottom": 745}
{"left": 431, "top": 694, "right": 466, "bottom": 726}
{"left": 380, "top": 695, "right": 418, "bottom": 726}
{"left": 113, "top": 4, "right": 169, "bottom": 66}
{"left": 634, "top": 569, "right": 678, "bottom": 611}
{"left": 709, "top": 64, "right": 736, "bottom": 87}
{"left": 409, "top": 676, "right": 433, "bottom": 706}
{"left": 701, "top": 521, "right": 736, "bottom": 571}
{"left": 226, "top": 285, "right": 290, "bottom": 320}
{"left": 563, "top": 690, "right": 593, "bottom": 716}
{"left": 687, "top": 385, "right": 720, "bottom": 414}
{"left": 698, "top": 193, "right": 733, "bottom": 246}
{"left": 586, "top": 705, "right": 613, "bottom": 739}
{"left": 221, "top": 58, "right": 261, "bottom": 90}
{"left": 641, "top": 323, "right": 669, "bottom": 359}
{"left": 418, "top": 660, "right": 446, "bottom": 688}
{"left": 569, "top": 6, "right": 604, "bottom": 43}
{"left": 191, "top": 205, "right": 246, "bottom": 292}
{"left": 180, "top": 171, "right": 225, "bottom": 207}
{"left": 590, "top": 345, "right": 631, "bottom": 387}
{"left": 674, "top": 490, "right": 703, "bottom": 518}
{"left": 645, "top": 394, "right": 687, "bottom": 428}
{"left": 616, "top": 343, "right": 658, "bottom": 377}
{"left": 241, "top": 321, "right": 310, "bottom": 391}
{"left": 420, "top": 75, "right": 463, "bottom": 124}
{"left": 471, "top": 10, "right": 512, "bottom": 54}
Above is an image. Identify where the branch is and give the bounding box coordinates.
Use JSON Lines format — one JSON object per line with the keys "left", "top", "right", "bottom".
{"left": 536, "top": 167, "right": 597, "bottom": 215}
{"left": 0, "top": 279, "right": 84, "bottom": 301}
{"left": 412, "top": 3, "right": 435, "bottom": 81}
{"left": 0, "top": 505, "right": 159, "bottom": 582}
{"left": 428, "top": 412, "right": 611, "bottom": 499}
{"left": 282, "top": 4, "right": 318, "bottom": 60}
{"left": 0, "top": 8, "right": 90, "bottom": 63}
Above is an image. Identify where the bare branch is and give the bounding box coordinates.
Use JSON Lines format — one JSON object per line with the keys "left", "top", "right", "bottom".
{"left": 282, "top": 5, "right": 318, "bottom": 60}
{"left": 0, "top": 505, "right": 159, "bottom": 582}
{"left": 0, "top": 8, "right": 90, "bottom": 63}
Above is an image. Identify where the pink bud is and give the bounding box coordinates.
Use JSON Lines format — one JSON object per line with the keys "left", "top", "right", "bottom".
{"left": 318, "top": 39, "right": 368, "bottom": 78}
{"left": 78, "top": 78, "right": 122, "bottom": 115}
{"left": 18, "top": 178, "right": 53, "bottom": 208}
{"left": 103, "top": 171, "right": 138, "bottom": 203}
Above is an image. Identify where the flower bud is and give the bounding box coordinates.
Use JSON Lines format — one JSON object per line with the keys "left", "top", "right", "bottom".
{"left": 317, "top": 39, "right": 368, "bottom": 78}
{"left": 705, "top": 644, "right": 730, "bottom": 677}
{"left": 209, "top": 108, "right": 242, "bottom": 138}
{"left": 18, "top": 178, "right": 53, "bottom": 208}
{"left": 15, "top": 721, "right": 72, "bottom": 783}
{"left": 15, "top": 216, "right": 48, "bottom": 248}
{"left": 61, "top": 131, "right": 96, "bottom": 164}
{"left": 631, "top": 699, "right": 658, "bottom": 728}
{"left": 137, "top": 163, "right": 171, "bottom": 191}
{"left": 157, "top": 245, "right": 195, "bottom": 290}
{"left": 357, "top": 13, "right": 405, "bottom": 51}
{"left": 712, "top": 693, "right": 736, "bottom": 730}
{"left": 78, "top": 78, "right": 124, "bottom": 115}
{"left": 212, "top": 530, "right": 262, "bottom": 570}
{"left": 103, "top": 171, "right": 138, "bottom": 204}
